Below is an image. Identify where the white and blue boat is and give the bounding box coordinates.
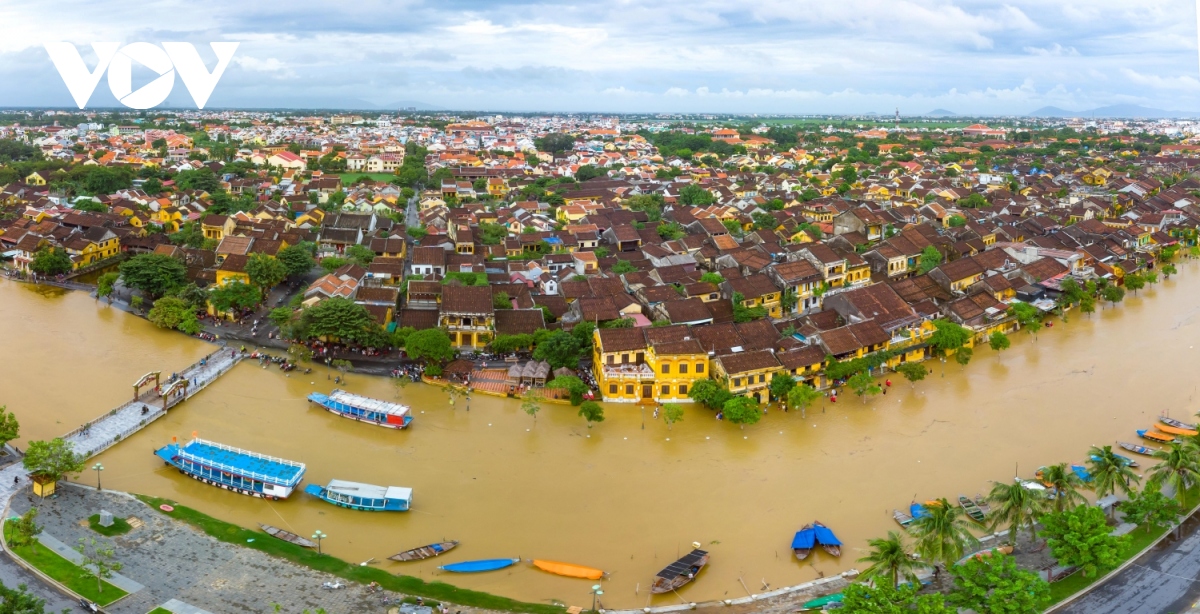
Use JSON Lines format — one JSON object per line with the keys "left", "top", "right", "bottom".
{"left": 307, "top": 389, "right": 413, "bottom": 429}
{"left": 305, "top": 479, "right": 412, "bottom": 511}
{"left": 154, "top": 437, "right": 305, "bottom": 500}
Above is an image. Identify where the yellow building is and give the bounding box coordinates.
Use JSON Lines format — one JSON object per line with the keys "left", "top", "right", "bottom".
{"left": 215, "top": 254, "right": 251, "bottom": 285}
{"left": 713, "top": 349, "right": 783, "bottom": 403}
{"left": 62, "top": 228, "right": 119, "bottom": 267}
{"left": 593, "top": 327, "right": 655, "bottom": 403}
{"left": 201, "top": 214, "right": 236, "bottom": 241}
{"left": 647, "top": 339, "right": 708, "bottom": 402}
{"left": 439, "top": 285, "right": 494, "bottom": 349}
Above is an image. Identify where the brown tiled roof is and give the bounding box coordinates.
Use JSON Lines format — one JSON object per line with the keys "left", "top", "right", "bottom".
{"left": 726, "top": 274, "right": 780, "bottom": 299}
{"left": 716, "top": 349, "right": 780, "bottom": 375}
{"left": 495, "top": 309, "right": 546, "bottom": 335}
{"left": 218, "top": 254, "right": 248, "bottom": 272}
{"left": 440, "top": 284, "right": 493, "bottom": 315}
{"left": 644, "top": 324, "right": 692, "bottom": 344}
{"left": 398, "top": 308, "right": 439, "bottom": 329}
{"left": 778, "top": 346, "right": 826, "bottom": 370}
{"left": 653, "top": 339, "right": 705, "bottom": 356}
{"left": 693, "top": 323, "right": 744, "bottom": 354}
{"left": 596, "top": 327, "right": 647, "bottom": 353}
{"left": 664, "top": 298, "right": 714, "bottom": 324}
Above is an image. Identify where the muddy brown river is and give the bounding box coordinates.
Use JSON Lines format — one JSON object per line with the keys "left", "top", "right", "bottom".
{"left": 2, "top": 267, "right": 1198, "bottom": 609}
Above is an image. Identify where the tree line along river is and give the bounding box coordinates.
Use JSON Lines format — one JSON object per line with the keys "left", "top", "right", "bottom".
{"left": 1, "top": 266, "right": 1198, "bottom": 608}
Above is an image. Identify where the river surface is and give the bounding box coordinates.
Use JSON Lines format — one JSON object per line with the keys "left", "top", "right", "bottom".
{"left": 3, "top": 265, "right": 1200, "bottom": 609}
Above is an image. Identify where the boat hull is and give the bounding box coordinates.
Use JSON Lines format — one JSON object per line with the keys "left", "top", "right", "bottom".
{"left": 160, "top": 460, "right": 291, "bottom": 499}
{"left": 304, "top": 485, "right": 410, "bottom": 511}
{"left": 651, "top": 549, "right": 709, "bottom": 594}
{"left": 532, "top": 560, "right": 604, "bottom": 580}
{"left": 390, "top": 541, "right": 458, "bottom": 562}
{"left": 1156, "top": 422, "right": 1197, "bottom": 436}
{"left": 319, "top": 404, "right": 413, "bottom": 429}
{"left": 439, "top": 558, "right": 519, "bottom": 573}
{"left": 1138, "top": 429, "right": 1175, "bottom": 443}
{"left": 260, "top": 524, "right": 316, "bottom": 548}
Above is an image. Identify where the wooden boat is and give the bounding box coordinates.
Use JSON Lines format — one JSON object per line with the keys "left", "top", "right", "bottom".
{"left": 1118, "top": 441, "right": 1155, "bottom": 457}
{"left": 973, "top": 495, "right": 992, "bottom": 516}
{"left": 1160, "top": 416, "right": 1197, "bottom": 431}
{"left": 893, "top": 509, "right": 915, "bottom": 530}
{"left": 1139, "top": 429, "right": 1175, "bottom": 444}
{"left": 259, "top": 524, "right": 316, "bottom": 548}
{"left": 439, "top": 558, "right": 519, "bottom": 573}
{"left": 792, "top": 523, "right": 815, "bottom": 560}
{"left": 389, "top": 541, "right": 458, "bottom": 562}
{"left": 813, "top": 521, "right": 842, "bottom": 557}
{"left": 801, "top": 592, "right": 844, "bottom": 610}
{"left": 1091, "top": 452, "right": 1138, "bottom": 468}
{"left": 304, "top": 480, "right": 412, "bottom": 511}
{"left": 958, "top": 495, "right": 986, "bottom": 523}
{"left": 650, "top": 548, "right": 709, "bottom": 594}
{"left": 1156, "top": 421, "right": 1198, "bottom": 436}
{"left": 910, "top": 502, "right": 929, "bottom": 519}
{"left": 1071, "top": 464, "right": 1093, "bottom": 483}
{"left": 531, "top": 559, "right": 605, "bottom": 580}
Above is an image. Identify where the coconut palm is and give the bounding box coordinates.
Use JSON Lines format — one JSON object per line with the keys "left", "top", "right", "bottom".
{"left": 857, "top": 531, "right": 926, "bottom": 588}
{"left": 1147, "top": 442, "right": 1200, "bottom": 501}
{"left": 1087, "top": 445, "right": 1141, "bottom": 500}
{"left": 1040, "top": 463, "right": 1087, "bottom": 512}
{"left": 986, "top": 479, "right": 1049, "bottom": 546}
{"left": 909, "top": 498, "right": 978, "bottom": 567}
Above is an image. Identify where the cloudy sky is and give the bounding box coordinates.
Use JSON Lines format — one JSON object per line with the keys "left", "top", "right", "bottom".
{"left": 1, "top": 0, "right": 1199, "bottom": 115}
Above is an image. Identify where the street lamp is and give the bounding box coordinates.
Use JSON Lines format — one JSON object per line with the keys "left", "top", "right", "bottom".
{"left": 591, "top": 584, "right": 603, "bottom": 612}
{"left": 312, "top": 530, "right": 327, "bottom": 555}
{"left": 91, "top": 463, "right": 104, "bottom": 491}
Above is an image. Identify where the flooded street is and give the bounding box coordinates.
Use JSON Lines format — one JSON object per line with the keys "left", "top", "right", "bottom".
{"left": 3, "top": 268, "right": 1200, "bottom": 608}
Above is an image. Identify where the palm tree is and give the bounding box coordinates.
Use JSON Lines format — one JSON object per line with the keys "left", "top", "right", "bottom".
{"left": 1087, "top": 445, "right": 1141, "bottom": 500}
{"left": 910, "top": 498, "right": 978, "bottom": 568}
{"left": 1040, "top": 463, "right": 1087, "bottom": 512}
{"left": 987, "top": 479, "right": 1049, "bottom": 546}
{"left": 857, "top": 531, "right": 926, "bottom": 588}
{"left": 1147, "top": 443, "right": 1200, "bottom": 501}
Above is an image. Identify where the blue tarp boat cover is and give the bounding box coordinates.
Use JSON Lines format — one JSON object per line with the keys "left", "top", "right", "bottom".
{"left": 813, "top": 524, "right": 842, "bottom": 546}
{"left": 911, "top": 503, "right": 929, "bottom": 519}
{"left": 790, "top": 527, "right": 815, "bottom": 549}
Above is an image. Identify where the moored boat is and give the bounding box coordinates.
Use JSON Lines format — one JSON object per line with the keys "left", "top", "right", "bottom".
{"left": 1160, "top": 416, "right": 1197, "bottom": 431}
{"left": 1156, "top": 421, "right": 1198, "bottom": 436}
{"left": 389, "top": 541, "right": 459, "bottom": 562}
{"left": 439, "top": 558, "right": 519, "bottom": 573}
{"left": 1091, "top": 452, "right": 1138, "bottom": 468}
{"left": 304, "top": 479, "right": 412, "bottom": 511}
{"left": 792, "top": 524, "right": 815, "bottom": 560}
{"left": 958, "top": 495, "right": 986, "bottom": 523}
{"left": 973, "top": 495, "right": 991, "bottom": 515}
{"left": 650, "top": 548, "right": 709, "bottom": 593}
{"left": 1139, "top": 429, "right": 1175, "bottom": 444}
{"left": 1118, "top": 441, "right": 1154, "bottom": 457}
{"left": 910, "top": 502, "right": 929, "bottom": 519}
{"left": 800, "top": 592, "right": 843, "bottom": 610}
{"left": 153, "top": 437, "right": 305, "bottom": 500}
{"left": 1071, "top": 464, "right": 1093, "bottom": 483}
{"left": 531, "top": 559, "right": 605, "bottom": 580}
{"left": 812, "top": 521, "right": 842, "bottom": 557}
{"left": 259, "top": 524, "right": 316, "bottom": 548}
{"left": 307, "top": 389, "right": 413, "bottom": 429}
{"left": 893, "top": 509, "right": 915, "bottom": 530}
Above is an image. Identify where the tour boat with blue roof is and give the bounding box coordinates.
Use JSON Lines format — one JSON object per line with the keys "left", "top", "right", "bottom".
{"left": 307, "top": 389, "right": 413, "bottom": 429}
{"left": 305, "top": 479, "right": 413, "bottom": 511}
{"left": 153, "top": 437, "right": 305, "bottom": 500}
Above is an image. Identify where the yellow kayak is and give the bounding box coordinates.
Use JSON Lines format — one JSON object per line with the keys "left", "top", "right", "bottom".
{"left": 1157, "top": 422, "right": 1198, "bottom": 436}
{"left": 532, "top": 559, "right": 605, "bottom": 580}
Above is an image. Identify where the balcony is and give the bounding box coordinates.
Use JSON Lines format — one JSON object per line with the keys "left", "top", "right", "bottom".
{"left": 601, "top": 364, "right": 655, "bottom": 381}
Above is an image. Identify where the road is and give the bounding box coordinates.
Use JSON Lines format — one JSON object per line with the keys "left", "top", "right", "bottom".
{"left": 1061, "top": 513, "right": 1200, "bottom": 614}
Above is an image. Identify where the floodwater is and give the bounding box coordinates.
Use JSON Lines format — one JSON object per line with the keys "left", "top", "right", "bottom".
{"left": 3, "top": 264, "right": 1200, "bottom": 609}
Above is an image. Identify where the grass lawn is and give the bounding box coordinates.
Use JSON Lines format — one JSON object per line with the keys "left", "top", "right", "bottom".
{"left": 88, "top": 514, "right": 132, "bottom": 537}
{"left": 135, "top": 495, "right": 562, "bottom": 614}
{"left": 3, "top": 523, "right": 127, "bottom": 606}
{"left": 147, "top": 608, "right": 172, "bottom": 614}
{"left": 334, "top": 172, "right": 398, "bottom": 183}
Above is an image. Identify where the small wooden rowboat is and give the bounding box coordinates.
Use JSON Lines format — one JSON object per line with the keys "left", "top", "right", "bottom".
{"left": 813, "top": 521, "right": 842, "bottom": 557}
{"left": 958, "top": 495, "right": 986, "bottom": 523}
{"left": 973, "top": 495, "right": 992, "bottom": 515}
{"left": 651, "top": 548, "right": 709, "bottom": 593}
{"left": 893, "top": 509, "right": 915, "bottom": 530}
{"left": 1160, "top": 416, "right": 1197, "bottom": 431}
{"left": 1139, "top": 429, "right": 1175, "bottom": 444}
{"left": 1118, "top": 441, "right": 1155, "bottom": 456}
{"left": 1156, "top": 420, "right": 1198, "bottom": 436}
{"left": 389, "top": 541, "right": 459, "bottom": 562}
{"left": 531, "top": 559, "right": 605, "bottom": 580}
{"left": 259, "top": 524, "right": 316, "bottom": 548}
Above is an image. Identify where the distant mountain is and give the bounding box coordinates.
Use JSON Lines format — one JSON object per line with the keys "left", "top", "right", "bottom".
{"left": 924, "top": 109, "right": 957, "bottom": 117}
{"left": 384, "top": 99, "right": 444, "bottom": 111}
{"left": 1028, "top": 104, "right": 1200, "bottom": 119}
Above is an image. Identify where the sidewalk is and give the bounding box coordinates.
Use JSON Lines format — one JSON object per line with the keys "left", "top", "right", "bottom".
{"left": 35, "top": 531, "right": 145, "bottom": 593}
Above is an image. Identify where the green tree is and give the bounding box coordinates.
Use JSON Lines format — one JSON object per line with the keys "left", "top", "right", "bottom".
{"left": 895, "top": 362, "right": 927, "bottom": 388}
{"left": 857, "top": 531, "right": 927, "bottom": 589}
{"left": 948, "top": 553, "right": 1049, "bottom": 614}
{"left": 22, "top": 438, "right": 84, "bottom": 484}
{"left": 1087, "top": 445, "right": 1141, "bottom": 500}
{"left": 287, "top": 343, "right": 314, "bottom": 364}
{"left": 96, "top": 271, "right": 119, "bottom": 299}
{"left": 988, "top": 331, "right": 1011, "bottom": 360}
{"left": 910, "top": 498, "right": 978, "bottom": 568}
{"left": 404, "top": 328, "right": 455, "bottom": 366}
{"left": 547, "top": 375, "right": 589, "bottom": 406}
{"left": 787, "top": 383, "right": 820, "bottom": 417}
{"left": 208, "top": 281, "right": 261, "bottom": 313}
{"left": 533, "top": 330, "right": 583, "bottom": 369}
{"left": 245, "top": 253, "right": 287, "bottom": 289}
{"left": 841, "top": 583, "right": 950, "bottom": 613}
{"left": 611, "top": 260, "right": 636, "bottom": 274}
{"left": 75, "top": 536, "right": 123, "bottom": 596}
{"left": 657, "top": 221, "right": 686, "bottom": 240}
{"left": 699, "top": 272, "right": 724, "bottom": 285}
{"left": 1124, "top": 272, "right": 1145, "bottom": 294}
{"left": 1100, "top": 284, "right": 1125, "bottom": 307}
{"left": 320, "top": 256, "right": 349, "bottom": 273}
{"left": 1039, "top": 463, "right": 1087, "bottom": 512}
{"left": 298, "top": 297, "right": 378, "bottom": 344}
{"left": 986, "top": 479, "right": 1049, "bottom": 545}
{"left": 848, "top": 372, "right": 882, "bottom": 403}
{"left": 689, "top": 379, "right": 733, "bottom": 411}
{"left": 722, "top": 396, "right": 761, "bottom": 429}
{"left": 1121, "top": 482, "right": 1183, "bottom": 533}
{"left": 1147, "top": 442, "right": 1200, "bottom": 500}
{"left": 663, "top": 403, "right": 684, "bottom": 430}
{"left": 953, "top": 346, "right": 973, "bottom": 368}
{"left": 344, "top": 244, "right": 375, "bottom": 267}
{"left": 521, "top": 393, "right": 542, "bottom": 425}
{"left": 946, "top": 214, "right": 967, "bottom": 228}
{"left": 1039, "top": 505, "right": 1127, "bottom": 578}
{"left": 29, "top": 247, "right": 74, "bottom": 276}
{"left": 6, "top": 507, "right": 41, "bottom": 549}
{"left": 918, "top": 246, "right": 942, "bottom": 274}
{"left": 1080, "top": 294, "right": 1096, "bottom": 317}
{"left": 119, "top": 253, "right": 187, "bottom": 298}
{"left": 578, "top": 401, "right": 605, "bottom": 428}
{"left": 0, "top": 406, "right": 18, "bottom": 448}
{"left": 1162, "top": 264, "right": 1179, "bottom": 279}
{"left": 147, "top": 296, "right": 201, "bottom": 334}
{"left": 269, "top": 307, "right": 294, "bottom": 329}
{"left": 679, "top": 184, "right": 714, "bottom": 206}
{"left": 277, "top": 243, "right": 316, "bottom": 278}
{"left": 928, "top": 319, "right": 970, "bottom": 355}
{"left": 768, "top": 373, "right": 796, "bottom": 402}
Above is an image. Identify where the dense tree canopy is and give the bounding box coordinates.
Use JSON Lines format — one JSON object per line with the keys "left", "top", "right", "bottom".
{"left": 119, "top": 254, "right": 187, "bottom": 298}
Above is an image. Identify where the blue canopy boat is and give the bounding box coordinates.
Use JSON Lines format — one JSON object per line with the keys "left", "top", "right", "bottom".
{"left": 307, "top": 389, "right": 413, "bottom": 430}
{"left": 812, "top": 521, "right": 842, "bottom": 557}
{"left": 304, "top": 479, "right": 412, "bottom": 511}
{"left": 792, "top": 521, "right": 842, "bottom": 559}
{"left": 438, "top": 558, "right": 519, "bottom": 573}
{"left": 1070, "top": 464, "right": 1093, "bottom": 483}
{"left": 1092, "top": 452, "right": 1139, "bottom": 467}
{"left": 910, "top": 502, "right": 929, "bottom": 519}
{"left": 153, "top": 437, "right": 305, "bottom": 500}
